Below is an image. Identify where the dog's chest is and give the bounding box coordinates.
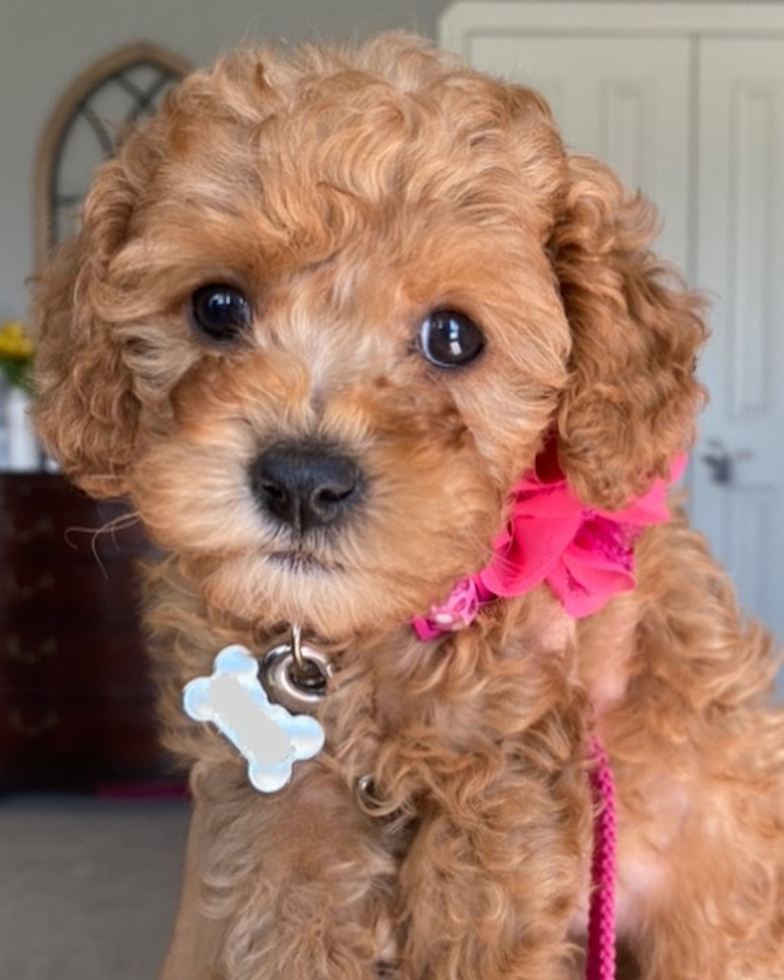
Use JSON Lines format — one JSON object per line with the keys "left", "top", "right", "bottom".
{"left": 612, "top": 775, "right": 691, "bottom": 934}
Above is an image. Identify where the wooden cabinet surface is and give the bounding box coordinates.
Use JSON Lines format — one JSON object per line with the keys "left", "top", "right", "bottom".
{"left": 0, "top": 473, "right": 170, "bottom": 789}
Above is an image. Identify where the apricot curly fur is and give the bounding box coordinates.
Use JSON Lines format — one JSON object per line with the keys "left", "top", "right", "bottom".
{"left": 32, "top": 33, "right": 784, "bottom": 980}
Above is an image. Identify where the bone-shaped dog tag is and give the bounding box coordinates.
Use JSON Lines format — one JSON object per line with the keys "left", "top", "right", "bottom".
{"left": 183, "top": 645, "right": 325, "bottom": 793}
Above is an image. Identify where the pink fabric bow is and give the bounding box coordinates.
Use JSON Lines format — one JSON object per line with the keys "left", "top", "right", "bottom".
{"left": 413, "top": 444, "right": 686, "bottom": 641}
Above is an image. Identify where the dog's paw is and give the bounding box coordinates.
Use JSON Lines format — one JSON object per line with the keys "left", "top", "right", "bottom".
{"left": 183, "top": 645, "right": 325, "bottom": 792}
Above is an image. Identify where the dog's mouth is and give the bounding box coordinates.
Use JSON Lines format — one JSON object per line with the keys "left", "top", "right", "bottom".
{"left": 266, "top": 550, "right": 343, "bottom": 574}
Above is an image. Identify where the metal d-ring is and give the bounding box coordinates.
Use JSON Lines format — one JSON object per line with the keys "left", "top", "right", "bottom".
{"left": 258, "top": 625, "right": 331, "bottom": 716}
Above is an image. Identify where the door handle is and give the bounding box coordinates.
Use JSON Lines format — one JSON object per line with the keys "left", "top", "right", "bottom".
{"left": 700, "top": 440, "right": 751, "bottom": 486}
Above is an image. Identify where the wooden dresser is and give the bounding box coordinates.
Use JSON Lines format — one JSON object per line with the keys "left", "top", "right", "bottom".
{"left": 0, "top": 473, "right": 170, "bottom": 790}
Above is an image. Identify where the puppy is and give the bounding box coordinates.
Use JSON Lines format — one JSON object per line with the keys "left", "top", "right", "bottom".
{"left": 33, "top": 33, "right": 784, "bottom": 980}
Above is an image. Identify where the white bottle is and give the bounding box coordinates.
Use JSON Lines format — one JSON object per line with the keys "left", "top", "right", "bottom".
{"left": 6, "top": 386, "right": 39, "bottom": 471}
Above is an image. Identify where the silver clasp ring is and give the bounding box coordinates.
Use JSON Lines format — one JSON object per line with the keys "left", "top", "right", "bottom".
{"left": 258, "top": 624, "right": 331, "bottom": 716}
{"left": 291, "top": 623, "right": 307, "bottom": 675}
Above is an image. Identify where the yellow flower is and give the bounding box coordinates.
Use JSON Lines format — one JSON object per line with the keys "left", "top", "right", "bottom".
{"left": 0, "top": 321, "right": 35, "bottom": 361}
{"left": 0, "top": 320, "right": 35, "bottom": 391}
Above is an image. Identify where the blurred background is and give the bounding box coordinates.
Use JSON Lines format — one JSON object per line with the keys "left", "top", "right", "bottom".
{"left": 0, "top": 0, "right": 449, "bottom": 318}
{"left": 1, "top": 2, "right": 783, "bottom": 977}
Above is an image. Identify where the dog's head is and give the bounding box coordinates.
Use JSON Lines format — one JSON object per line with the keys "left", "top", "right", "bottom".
{"left": 33, "top": 34, "right": 706, "bottom": 639}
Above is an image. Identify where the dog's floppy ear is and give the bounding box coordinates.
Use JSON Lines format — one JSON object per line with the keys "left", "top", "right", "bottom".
{"left": 33, "top": 156, "right": 141, "bottom": 499}
{"left": 550, "top": 155, "right": 707, "bottom": 510}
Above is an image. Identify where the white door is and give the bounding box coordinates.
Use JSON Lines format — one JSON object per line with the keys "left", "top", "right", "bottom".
{"left": 691, "top": 40, "right": 784, "bottom": 666}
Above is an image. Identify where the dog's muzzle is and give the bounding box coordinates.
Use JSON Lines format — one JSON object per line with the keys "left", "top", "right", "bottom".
{"left": 248, "top": 440, "right": 364, "bottom": 533}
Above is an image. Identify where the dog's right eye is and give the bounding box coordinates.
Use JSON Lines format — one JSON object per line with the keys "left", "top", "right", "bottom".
{"left": 190, "top": 284, "right": 252, "bottom": 343}
{"left": 418, "top": 309, "right": 485, "bottom": 369}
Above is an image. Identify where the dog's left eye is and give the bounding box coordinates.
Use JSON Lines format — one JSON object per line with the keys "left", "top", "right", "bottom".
{"left": 190, "top": 284, "right": 252, "bottom": 343}
{"left": 418, "top": 310, "right": 485, "bottom": 368}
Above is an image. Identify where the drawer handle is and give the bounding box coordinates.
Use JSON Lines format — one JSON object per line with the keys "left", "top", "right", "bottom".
{"left": 4, "top": 635, "right": 58, "bottom": 664}
{"left": 8, "top": 707, "right": 60, "bottom": 739}
{"left": 5, "top": 571, "right": 55, "bottom": 599}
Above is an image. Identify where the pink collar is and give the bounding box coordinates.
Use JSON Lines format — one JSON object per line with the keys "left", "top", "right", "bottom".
{"left": 414, "top": 439, "right": 686, "bottom": 639}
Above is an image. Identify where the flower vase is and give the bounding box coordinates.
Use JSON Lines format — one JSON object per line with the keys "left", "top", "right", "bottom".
{"left": 6, "top": 386, "right": 39, "bottom": 470}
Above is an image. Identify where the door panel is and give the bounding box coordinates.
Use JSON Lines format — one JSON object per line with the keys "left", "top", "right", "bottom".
{"left": 692, "top": 40, "right": 784, "bottom": 669}
{"left": 466, "top": 35, "right": 691, "bottom": 272}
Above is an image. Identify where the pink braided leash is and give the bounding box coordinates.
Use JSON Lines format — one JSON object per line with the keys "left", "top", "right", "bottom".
{"left": 586, "top": 735, "right": 617, "bottom": 980}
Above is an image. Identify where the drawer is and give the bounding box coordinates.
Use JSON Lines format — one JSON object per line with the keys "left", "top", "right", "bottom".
{"left": 0, "top": 694, "right": 170, "bottom": 790}
{"left": 0, "top": 556, "right": 143, "bottom": 616}
{"left": 1, "top": 517, "right": 151, "bottom": 565}
{"left": 0, "top": 474, "right": 170, "bottom": 789}
{"left": 0, "top": 472, "right": 152, "bottom": 558}
{"left": 1, "top": 621, "right": 153, "bottom": 697}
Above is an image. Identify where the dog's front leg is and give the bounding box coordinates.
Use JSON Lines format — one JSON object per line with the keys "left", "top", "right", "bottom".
{"left": 164, "top": 764, "right": 400, "bottom": 980}
{"left": 397, "top": 748, "right": 592, "bottom": 979}
{"left": 159, "top": 791, "right": 225, "bottom": 979}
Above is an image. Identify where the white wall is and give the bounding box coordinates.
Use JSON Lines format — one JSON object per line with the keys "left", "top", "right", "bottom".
{"left": 0, "top": 0, "right": 447, "bottom": 324}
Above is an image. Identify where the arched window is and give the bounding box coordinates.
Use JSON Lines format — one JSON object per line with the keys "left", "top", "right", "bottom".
{"left": 35, "top": 42, "right": 190, "bottom": 267}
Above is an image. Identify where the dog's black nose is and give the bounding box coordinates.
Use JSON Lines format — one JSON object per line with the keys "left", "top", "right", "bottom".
{"left": 249, "top": 443, "right": 364, "bottom": 532}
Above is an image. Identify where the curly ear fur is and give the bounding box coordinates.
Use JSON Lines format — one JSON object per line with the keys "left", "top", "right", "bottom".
{"left": 33, "top": 153, "right": 147, "bottom": 498}
{"left": 551, "top": 156, "right": 708, "bottom": 510}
